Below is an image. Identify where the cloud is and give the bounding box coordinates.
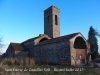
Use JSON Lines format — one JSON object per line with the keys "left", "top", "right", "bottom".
{"left": 6, "top": 42, "right": 10, "bottom": 45}
{"left": 4, "top": 42, "right": 10, "bottom": 45}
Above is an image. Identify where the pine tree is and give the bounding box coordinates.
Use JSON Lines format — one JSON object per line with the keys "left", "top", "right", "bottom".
{"left": 88, "top": 26, "right": 98, "bottom": 60}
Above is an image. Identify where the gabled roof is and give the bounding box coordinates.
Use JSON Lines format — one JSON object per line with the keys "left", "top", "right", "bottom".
{"left": 21, "top": 36, "right": 39, "bottom": 44}
{"left": 36, "top": 32, "right": 79, "bottom": 46}
{"left": 21, "top": 34, "right": 51, "bottom": 44}
{"left": 10, "top": 43, "right": 26, "bottom": 51}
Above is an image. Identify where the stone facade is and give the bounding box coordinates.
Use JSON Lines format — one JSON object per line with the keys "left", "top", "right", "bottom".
{"left": 34, "top": 42, "right": 70, "bottom": 65}
{"left": 69, "top": 33, "right": 90, "bottom": 66}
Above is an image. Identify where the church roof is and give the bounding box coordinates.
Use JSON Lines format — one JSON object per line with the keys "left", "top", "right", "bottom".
{"left": 36, "top": 32, "right": 79, "bottom": 46}
{"left": 21, "top": 36, "right": 39, "bottom": 44}
{"left": 10, "top": 43, "right": 26, "bottom": 51}
{"left": 21, "top": 34, "right": 51, "bottom": 44}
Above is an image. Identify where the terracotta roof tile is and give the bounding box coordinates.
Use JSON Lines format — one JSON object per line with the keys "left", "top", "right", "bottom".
{"left": 10, "top": 43, "right": 26, "bottom": 51}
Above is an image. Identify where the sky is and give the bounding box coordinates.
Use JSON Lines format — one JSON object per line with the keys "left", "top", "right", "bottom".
{"left": 0, "top": 0, "right": 100, "bottom": 53}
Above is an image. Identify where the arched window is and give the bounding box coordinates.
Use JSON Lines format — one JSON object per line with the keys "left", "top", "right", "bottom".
{"left": 55, "top": 15, "right": 58, "bottom": 25}
{"left": 74, "top": 37, "right": 86, "bottom": 49}
{"left": 39, "top": 38, "right": 48, "bottom": 43}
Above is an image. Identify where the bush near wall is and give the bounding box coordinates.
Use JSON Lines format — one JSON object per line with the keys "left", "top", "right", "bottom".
{"left": 0, "top": 57, "right": 35, "bottom": 67}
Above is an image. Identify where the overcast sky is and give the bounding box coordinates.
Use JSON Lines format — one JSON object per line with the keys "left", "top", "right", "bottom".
{"left": 0, "top": 0, "right": 100, "bottom": 53}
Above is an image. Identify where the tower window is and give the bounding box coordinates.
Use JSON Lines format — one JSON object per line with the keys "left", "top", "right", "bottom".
{"left": 48, "top": 16, "right": 49, "bottom": 22}
{"left": 55, "top": 15, "right": 58, "bottom": 25}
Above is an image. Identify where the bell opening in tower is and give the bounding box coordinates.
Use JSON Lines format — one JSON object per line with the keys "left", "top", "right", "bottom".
{"left": 55, "top": 15, "right": 58, "bottom": 25}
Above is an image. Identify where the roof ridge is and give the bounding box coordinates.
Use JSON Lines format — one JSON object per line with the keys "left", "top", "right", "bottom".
{"left": 36, "top": 32, "right": 80, "bottom": 46}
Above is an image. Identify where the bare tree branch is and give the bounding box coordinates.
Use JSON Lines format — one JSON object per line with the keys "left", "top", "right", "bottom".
{"left": 95, "top": 29, "right": 100, "bottom": 37}
{"left": 0, "top": 37, "right": 4, "bottom": 51}
{"left": 89, "top": 48, "right": 96, "bottom": 55}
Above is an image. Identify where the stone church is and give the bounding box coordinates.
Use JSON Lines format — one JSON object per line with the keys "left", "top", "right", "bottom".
{"left": 5, "top": 6, "right": 90, "bottom": 66}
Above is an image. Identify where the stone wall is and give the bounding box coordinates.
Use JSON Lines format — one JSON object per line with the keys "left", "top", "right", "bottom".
{"left": 5, "top": 45, "right": 15, "bottom": 58}
{"left": 23, "top": 41, "right": 34, "bottom": 57}
{"left": 69, "top": 40, "right": 76, "bottom": 66}
{"left": 34, "top": 41, "right": 70, "bottom": 65}
{"left": 23, "top": 35, "right": 51, "bottom": 57}
{"left": 15, "top": 51, "right": 29, "bottom": 58}
{"left": 52, "top": 6, "right": 60, "bottom": 38}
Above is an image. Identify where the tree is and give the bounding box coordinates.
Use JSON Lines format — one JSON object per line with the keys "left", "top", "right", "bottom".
{"left": 88, "top": 26, "right": 99, "bottom": 60}
{"left": 0, "top": 37, "right": 4, "bottom": 51}
{"left": 85, "top": 46, "right": 96, "bottom": 65}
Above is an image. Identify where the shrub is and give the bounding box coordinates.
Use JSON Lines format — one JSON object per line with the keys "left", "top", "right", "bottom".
{"left": 23, "top": 57, "right": 30, "bottom": 66}
{"left": 14, "top": 58, "right": 20, "bottom": 65}
{"left": 29, "top": 58, "right": 35, "bottom": 66}
{"left": 0, "top": 63, "right": 3, "bottom": 71}
{"left": 2, "top": 58, "right": 8, "bottom": 65}
{"left": 19, "top": 58, "right": 24, "bottom": 67}
{"left": 0, "top": 57, "right": 35, "bottom": 67}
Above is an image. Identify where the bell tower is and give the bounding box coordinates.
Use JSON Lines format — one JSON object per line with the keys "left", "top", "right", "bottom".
{"left": 44, "top": 6, "right": 60, "bottom": 38}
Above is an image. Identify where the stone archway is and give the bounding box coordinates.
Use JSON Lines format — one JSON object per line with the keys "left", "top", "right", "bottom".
{"left": 74, "top": 36, "right": 87, "bottom": 49}
{"left": 39, "top": 38, "right": 48, "bottom": 43}
{"left": 74, "top": 36, "right": 87, "bottom": 65}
